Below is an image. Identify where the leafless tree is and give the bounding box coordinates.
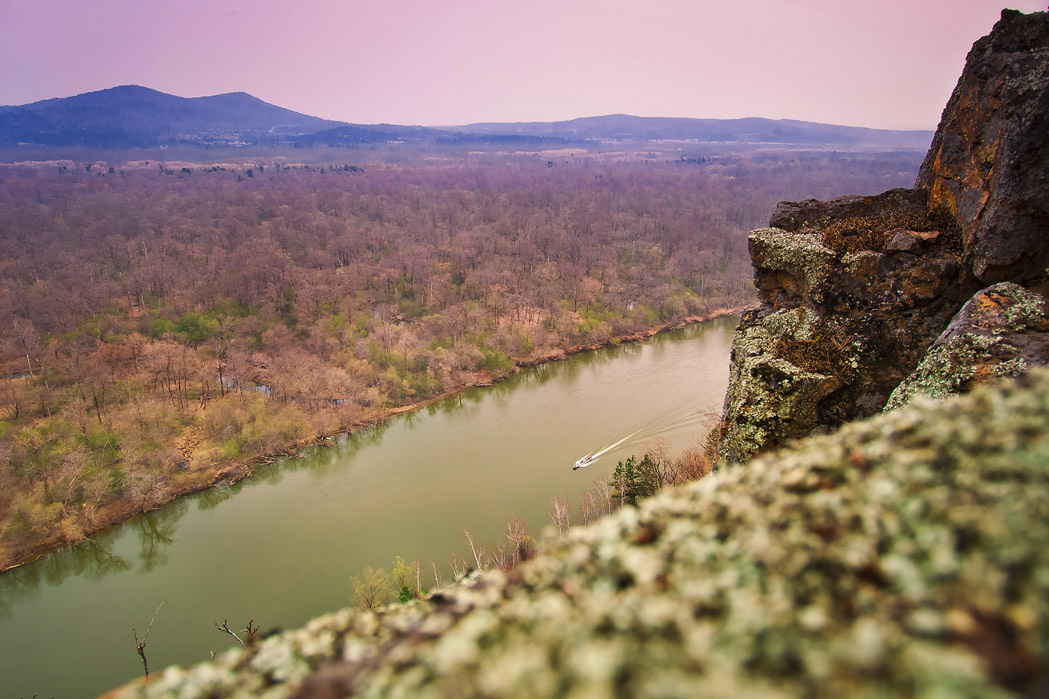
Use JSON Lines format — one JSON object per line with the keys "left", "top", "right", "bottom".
{"left": 449, "top": 553, "right": 468, "bottom": 581}
{"left": 132, "top": 600, "right": 165, "bottom": 680}
{"left": 504, "top": 516, "right": 532, "bottom": 566}
{"left": 579, "top": 489, "right": 596, "bottom": 526}
{"left": 414, "top": 557, "right": 424, "bottom": 596}
{"left": 593, "top": 475, "right": 613, "bottom": 515}
{"left": 550, "top": 496, "right": 571, "bottom": 534}
{"left": 430, "top": 559, "right": 443, "bottom": 588}
{"left": 464, "top": 530, "right": 488, "bottom": 569}
{"left": 489, "top": 542, "right": 509, "bottom": 570}
{"left": 643, "top": 438, "right": 672, "bottom": 488}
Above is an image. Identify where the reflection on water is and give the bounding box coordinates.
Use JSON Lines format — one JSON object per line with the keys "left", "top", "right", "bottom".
{"left": 0, "top": 316, "right": 739, "bottom": 698}
{"left": 135, "top": 503, "right": 186, "bottom": 572}
{"left": 0, "top": 502, "right": 190, "bottom": 616}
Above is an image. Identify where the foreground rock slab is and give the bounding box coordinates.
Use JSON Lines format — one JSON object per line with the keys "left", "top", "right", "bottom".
{"left": 116, "top": 369, "right": 1049, "bottom": 698}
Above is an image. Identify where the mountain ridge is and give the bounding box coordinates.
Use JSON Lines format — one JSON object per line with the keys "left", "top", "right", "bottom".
{"left": 0, "top": 85, "right": 933, "bottom": 150}
{"left": 457, "top": 113, "right": 934, "bottom": 148}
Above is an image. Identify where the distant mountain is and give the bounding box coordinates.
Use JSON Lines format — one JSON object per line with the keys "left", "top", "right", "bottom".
{"left": 0, "top": 86, "right": 933, "bottom": 150}
{"left": 0, "top": 85, "right": 345, "bottom": 147}
{"left": 457, "top": 114, "right": 934, "bottom": 149}
{"left": 0, "top": 86, "right": 575, "bottom": 149}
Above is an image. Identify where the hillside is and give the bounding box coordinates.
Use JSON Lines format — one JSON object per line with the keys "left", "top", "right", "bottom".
{"left": 0, "top": 85, "right": 342, "bottom": 147}
{"left": 457, "top": 114, "right": 934, "bottom": 149}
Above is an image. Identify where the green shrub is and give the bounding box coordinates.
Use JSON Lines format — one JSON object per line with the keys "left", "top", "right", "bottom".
{"left": 613, "top": 455, "right": 659, "bottom": 506}
{"left": 175, "top": 312, "right": 219, "bottom": 344}
{"left": 150, "top": 317, "right": 176, "bottom": 338}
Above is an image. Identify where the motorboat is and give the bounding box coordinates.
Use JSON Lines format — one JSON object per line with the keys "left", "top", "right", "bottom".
{"left": 573, "top": 454, "right": 595, "bottom": 470}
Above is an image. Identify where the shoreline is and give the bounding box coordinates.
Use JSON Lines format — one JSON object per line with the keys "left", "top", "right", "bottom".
{"left": 0, "top": 307, "right": 746, "bottom": 573}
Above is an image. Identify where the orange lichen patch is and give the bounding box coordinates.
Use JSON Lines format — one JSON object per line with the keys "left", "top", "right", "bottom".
{"left": 968, "top": 364, "right": 1003, "bottom": 387}
{"left": 928, "top": 177, "right": 958, "bottom": 219}
{"left": 972, "top": 292, "right": 1007, "bottom": 320}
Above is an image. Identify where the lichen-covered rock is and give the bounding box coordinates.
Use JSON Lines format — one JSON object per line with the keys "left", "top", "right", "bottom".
{"left": 722, "top": 203, "right": 966, "bottom": 461}
{"left": 917, "top": 9, "right": 1049, "bottom": 284}
{"left": 720, "top": 10, "right": 1049, "bottom": 461}
{"left": 749, "top": 227, "right": 837, "bottom": 307}
{"left": 720, "top": 307, "right": 847, "bottom": 462}
{"left": 115, "top": 370, "right": 1049, "bottom": 698}
{"left": 886, "top": 282, "right": 1049, "bottom": 408}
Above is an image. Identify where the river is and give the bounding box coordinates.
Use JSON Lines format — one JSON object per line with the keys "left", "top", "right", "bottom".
{"left": 0, "top": 316, "right": 737, "bottom": 698}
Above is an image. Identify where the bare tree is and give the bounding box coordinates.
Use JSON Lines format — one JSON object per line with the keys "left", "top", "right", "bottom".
{"left": 593, "top": 475, "right": 613, "bottom": 515}
{"left": 464, "top": 530, "right": 488, "bottom": 569}
{"left": 414, "top": 557, "right": 425, "bottom": 596}
{"left": 449, "top": 553, "right": 468, "bottom": 581}
{"left": 579, "top": 489, "right": 596, "bottom": 526}
{"left": 489, "top": 543, "right": 509, "bottom": 570}
{"left": 643, "top": 438, "right": 673, "bottom": 488}
{"left": 430, "top": 559, "right": 444, "bottom": 588}
{"left": 132, "top": 601, "right": 165, "bottom": 680}
{"left": 504, "top": 516, "right": 532, "bottom": 567}
{"left": 550, "top": 496, "right": 571, "bottom": 534}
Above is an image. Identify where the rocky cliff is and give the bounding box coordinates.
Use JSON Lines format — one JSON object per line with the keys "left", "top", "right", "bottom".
{"left": 720, "top": 9, "right": 1049, "bottom": 462}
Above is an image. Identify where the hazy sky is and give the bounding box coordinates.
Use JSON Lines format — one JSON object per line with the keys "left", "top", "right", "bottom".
{"left": 1, "top": 1, "right": 1044, "bottom": 129}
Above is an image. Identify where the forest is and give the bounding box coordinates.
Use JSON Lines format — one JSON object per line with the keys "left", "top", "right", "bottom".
{"left": 0, "top": 147, "right": 923, "bottom": 569}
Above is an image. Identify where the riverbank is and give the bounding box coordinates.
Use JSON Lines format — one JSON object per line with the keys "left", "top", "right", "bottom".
{"left": 0, "top": 307, "right": 745, "bottom": 573}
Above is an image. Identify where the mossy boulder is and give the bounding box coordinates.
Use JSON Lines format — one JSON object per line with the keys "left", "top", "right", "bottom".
{"left": 887, "top": 282, "right": 1049, "bottom": 409}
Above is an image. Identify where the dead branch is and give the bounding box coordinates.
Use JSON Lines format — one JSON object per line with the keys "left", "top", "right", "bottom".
{"left": 132, "top": 600, "right": 165, "bottom": 680}
{"left": 214, "top": 618, "right": 256, "bottom": 649}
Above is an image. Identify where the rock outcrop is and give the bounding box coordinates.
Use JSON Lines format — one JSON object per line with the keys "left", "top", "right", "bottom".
{"left": 116, "top": 369, "right": 1049, "bottom": 698}
{"left": 720, "top": 9, "right": 1049, "bottom": 462}
{"left": 918, "top": 10, "right": 1049, "bottom": 285}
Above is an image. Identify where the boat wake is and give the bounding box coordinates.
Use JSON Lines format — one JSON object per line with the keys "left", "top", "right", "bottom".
{"left": 572, "top": 431, "right": 638, "bottom": 470}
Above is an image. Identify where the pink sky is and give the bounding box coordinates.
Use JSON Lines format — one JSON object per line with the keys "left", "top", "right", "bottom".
{"left": 1, "top": 1, "right": 1044, "bottom": 129}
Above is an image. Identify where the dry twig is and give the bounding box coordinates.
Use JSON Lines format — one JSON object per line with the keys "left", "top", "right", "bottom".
{"left": 132, "top": 600, "right": 165, "bottom": 680}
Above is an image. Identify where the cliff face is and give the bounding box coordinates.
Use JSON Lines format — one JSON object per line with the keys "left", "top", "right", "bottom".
{"left": 720, "top": 9, "right": 1049, "bottom": 463}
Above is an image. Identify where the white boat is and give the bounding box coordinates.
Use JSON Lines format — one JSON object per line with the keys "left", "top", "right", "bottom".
{"left": 573, "top": 454, "right": 595, "bottom": 470}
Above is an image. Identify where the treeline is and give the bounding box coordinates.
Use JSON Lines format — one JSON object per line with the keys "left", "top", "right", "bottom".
{"left": 0, "top": 150, "right": 922, "bottom": 568}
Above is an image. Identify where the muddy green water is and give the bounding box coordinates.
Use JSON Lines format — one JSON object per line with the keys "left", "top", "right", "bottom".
{"left": 0, "top": 316, "right": 737, "bottom": 698}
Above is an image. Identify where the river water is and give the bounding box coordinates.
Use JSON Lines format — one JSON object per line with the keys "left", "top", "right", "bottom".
{"left": 0, "top": 316, "right": 737, "bottom": 698}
